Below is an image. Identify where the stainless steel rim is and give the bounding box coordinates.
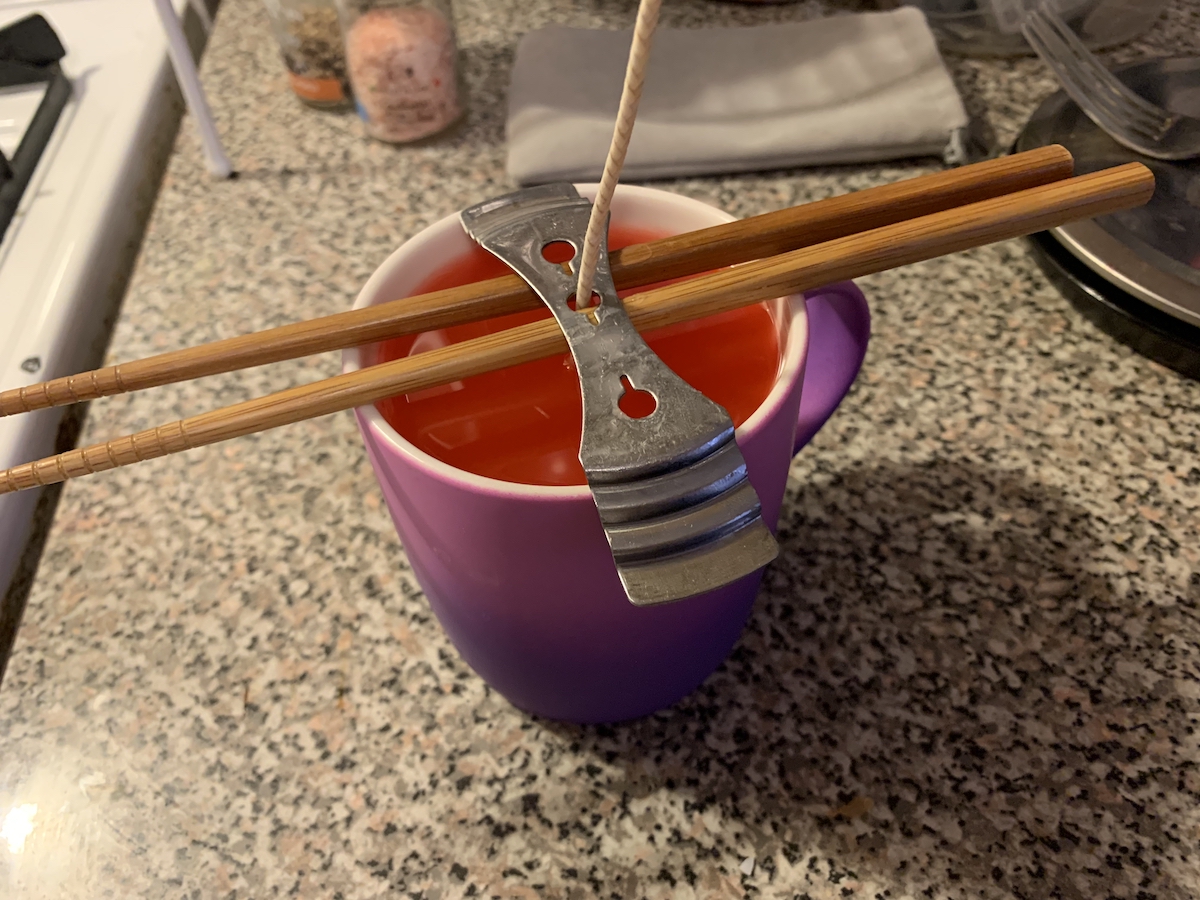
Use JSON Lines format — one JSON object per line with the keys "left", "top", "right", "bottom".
{"left": 1050, "top": 219, "right": 1200, "bottom": 329}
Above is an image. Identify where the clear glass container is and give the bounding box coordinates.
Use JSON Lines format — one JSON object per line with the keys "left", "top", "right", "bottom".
{"left": 336, "top": 0, "right": 464, "bottom": 143}
{"left": 262, "top": 0, "right": 352, "bottom": 108}
{"left": 906, "top": 0, "right": 1169, "bottom": 57}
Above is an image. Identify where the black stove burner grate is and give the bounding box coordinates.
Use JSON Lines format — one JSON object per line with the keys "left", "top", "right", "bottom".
{"left": 0, "top": 15, "right": 72, "bottom": 245}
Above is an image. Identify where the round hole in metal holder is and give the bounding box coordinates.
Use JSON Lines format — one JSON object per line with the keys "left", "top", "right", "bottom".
{"left": 541, "top": 240, "right": 576, "bottom": 264}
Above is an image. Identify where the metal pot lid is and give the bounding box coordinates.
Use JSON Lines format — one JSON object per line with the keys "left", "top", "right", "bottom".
{"left": 1015, "top": 57, "right": 1200, "bottom": 329}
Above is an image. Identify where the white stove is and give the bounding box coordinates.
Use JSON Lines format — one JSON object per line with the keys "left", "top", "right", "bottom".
{"left": 0, "top": 0, "right": 203, "bottom": 602}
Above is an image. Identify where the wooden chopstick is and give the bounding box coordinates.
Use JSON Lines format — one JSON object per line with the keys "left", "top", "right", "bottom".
{"left": 0, "top": 162, "right": 1153, "bottom": 496}
{"left": 0, "top": 146, "right": 1075, "bottom": 418}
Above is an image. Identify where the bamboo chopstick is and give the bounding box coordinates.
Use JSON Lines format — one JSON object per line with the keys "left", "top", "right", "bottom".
{"left": 0, "top": 162, "right": 1153, "bottom": 496}
{"left": 0, "top": 146, "right": 1075, "bottom": 418}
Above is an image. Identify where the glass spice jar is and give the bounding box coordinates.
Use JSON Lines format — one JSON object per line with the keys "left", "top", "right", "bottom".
{"left": 336, "top": 0, "right": 463, "bottom": 143}
{"left": 263, "top": 0, "right": 352, "bottom": 109}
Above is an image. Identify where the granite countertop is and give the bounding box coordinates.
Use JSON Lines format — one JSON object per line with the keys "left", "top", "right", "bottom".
{"left": 2, "top": 0, "right": 1199, "bottom": 897}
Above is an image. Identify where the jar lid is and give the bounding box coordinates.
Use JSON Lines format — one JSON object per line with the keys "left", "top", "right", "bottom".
{"left": 1015, "top": 57, "right": 1200, "bottom": 331}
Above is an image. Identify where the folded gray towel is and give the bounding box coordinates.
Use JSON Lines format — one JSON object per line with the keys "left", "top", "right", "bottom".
{"left": 506, "top": 8, "right": 970, "bottom": 185}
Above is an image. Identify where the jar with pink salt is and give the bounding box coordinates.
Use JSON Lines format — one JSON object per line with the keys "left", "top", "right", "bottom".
{"left": 336, "top": 0, "right": 463, "bottom": 143}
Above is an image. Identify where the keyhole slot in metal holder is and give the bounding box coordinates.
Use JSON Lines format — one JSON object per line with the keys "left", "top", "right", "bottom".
{"left": 617, "top": 375, "right": 656, "bottom": 419}
{"left": 460, "top": 184, "right": 778, "bottom": 606}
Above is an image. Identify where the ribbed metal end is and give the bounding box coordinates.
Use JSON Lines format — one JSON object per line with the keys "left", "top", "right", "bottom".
{"left": 590, "top": 437, "right": 778, "bottom": 607}
{"left": 460, "top": 184, "right": 589, "bottom": 248}
{"left": 615, "top": 516, "right": 778, "bottom": 608}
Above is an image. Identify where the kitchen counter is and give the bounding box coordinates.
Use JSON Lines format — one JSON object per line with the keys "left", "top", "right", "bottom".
{"left": 2, "top": 0, "right": 1199, "bottom": 897}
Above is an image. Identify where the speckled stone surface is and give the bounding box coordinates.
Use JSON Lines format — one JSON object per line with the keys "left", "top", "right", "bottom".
{"left": 2, "top": 1, "right": 1200, "bottom": 897}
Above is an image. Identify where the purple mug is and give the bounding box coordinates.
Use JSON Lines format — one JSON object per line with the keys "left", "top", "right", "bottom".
{"left": 344, "top": 185, "right": 870, "bottom": 723}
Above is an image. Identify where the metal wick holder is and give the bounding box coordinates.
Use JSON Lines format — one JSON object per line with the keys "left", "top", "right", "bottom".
{"left": 460, "top": 184, "right": 778, "bottom": 606}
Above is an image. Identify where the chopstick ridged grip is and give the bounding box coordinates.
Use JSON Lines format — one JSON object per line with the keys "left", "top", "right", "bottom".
{"left": 2, "top": 421, "right": 196, "bottom": 492}
{"left": 5, "top": 367, "right": 129, "bottom": 414}
{"left": 0, "top": 146, "right": 1075, "bottom": 418}
{"left": 0, "top": 323, "right": 570, "bottom": 494}
{"left": 0, "top": 162, "right": 1153, "bottom": 496}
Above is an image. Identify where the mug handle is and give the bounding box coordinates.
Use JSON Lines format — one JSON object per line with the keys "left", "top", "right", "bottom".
{"left": 793, "top": 281, "right": 871, "bottom": 454}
